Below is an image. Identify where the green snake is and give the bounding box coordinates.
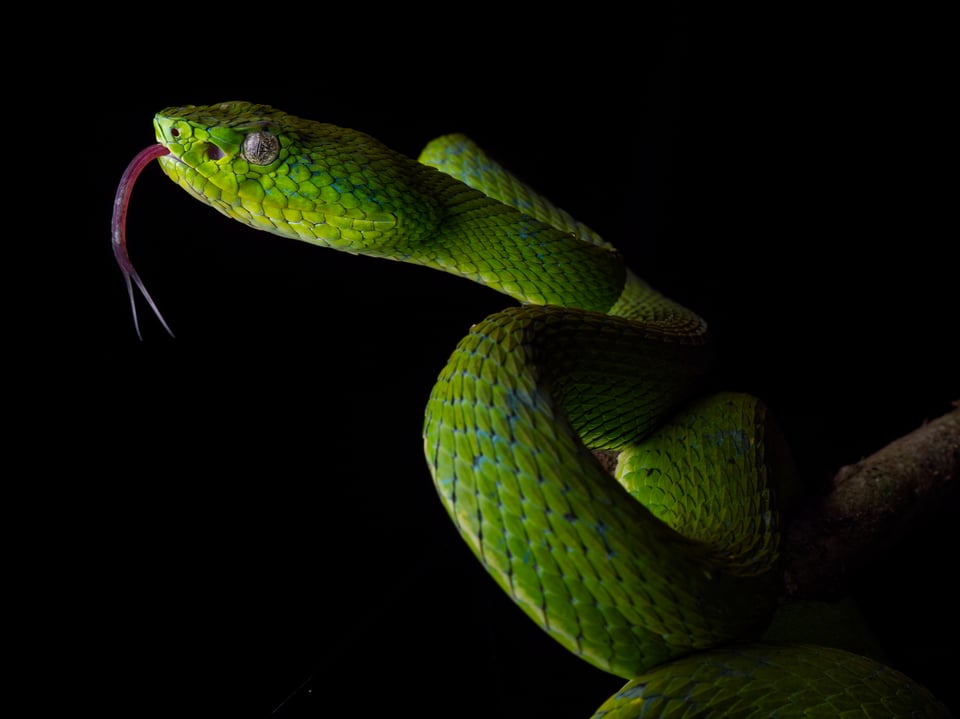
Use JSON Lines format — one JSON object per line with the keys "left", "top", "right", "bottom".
{"left": 112, "top": 101, "right": 949, "bottom": 717}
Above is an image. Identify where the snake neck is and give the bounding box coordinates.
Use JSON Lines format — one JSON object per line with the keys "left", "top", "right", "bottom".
{"left": 424, "top": 170, "right": 708, "bottom": 335}
{"left": 411, "top": 164, "right": 627, "bottom": 313}
{"left": 418, "top": 134, "right": 708, "bottom": 332}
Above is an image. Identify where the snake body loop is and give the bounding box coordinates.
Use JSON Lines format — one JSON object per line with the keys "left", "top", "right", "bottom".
{"left": 117, "top": 101, "right": 949, "bottom": 717}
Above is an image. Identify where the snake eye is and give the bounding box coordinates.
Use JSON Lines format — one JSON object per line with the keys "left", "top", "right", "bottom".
{"left": 242, "top": 130, "right": 280, "bottom": 165}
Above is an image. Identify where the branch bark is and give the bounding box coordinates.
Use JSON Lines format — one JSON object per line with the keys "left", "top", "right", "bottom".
{"left": 782, "top": 404, "right": 960, "bottom": 599}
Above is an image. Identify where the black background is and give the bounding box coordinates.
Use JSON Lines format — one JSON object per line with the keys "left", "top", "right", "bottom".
{"left": 19, "top": 8, "right": 957, "bottom": 718}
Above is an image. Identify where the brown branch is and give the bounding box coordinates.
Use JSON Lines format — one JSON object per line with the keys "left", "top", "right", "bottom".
{"left": 782, "top": 404, "right": 960, "bottom": 599}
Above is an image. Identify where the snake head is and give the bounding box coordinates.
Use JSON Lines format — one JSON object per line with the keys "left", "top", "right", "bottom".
{"left": 152, "top": 101, "right": 437, "bottom": 252}
{"left": 152, "top": 101, "right": 285, "bottom": 207}
{"left": 115, "top": 100, "right": 446, "bottom": 339}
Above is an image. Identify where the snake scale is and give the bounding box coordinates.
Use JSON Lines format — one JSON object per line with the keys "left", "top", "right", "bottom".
{"left": 112, "top": 101, "right": 949, "bottom": 717}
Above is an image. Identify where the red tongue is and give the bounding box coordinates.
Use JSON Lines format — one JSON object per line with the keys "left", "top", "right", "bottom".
{"left": 112, "top": 143, "right": 174, "bottom": 340}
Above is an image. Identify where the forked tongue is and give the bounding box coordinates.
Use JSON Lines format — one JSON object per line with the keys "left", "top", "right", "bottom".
{"left": 112, "top": 144, "right": 174, "bottom": 340}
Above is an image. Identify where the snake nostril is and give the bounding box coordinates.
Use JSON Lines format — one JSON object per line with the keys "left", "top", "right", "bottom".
{"left": 170, "top": 127, "right": 179, "bottom": 137}
{"left": 206, "top": 144, "right": 224, "bottom": 161}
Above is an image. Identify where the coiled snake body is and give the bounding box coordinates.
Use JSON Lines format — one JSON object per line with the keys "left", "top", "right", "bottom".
{"left": 113, "top": 101, "right": 949, "bottom": 717}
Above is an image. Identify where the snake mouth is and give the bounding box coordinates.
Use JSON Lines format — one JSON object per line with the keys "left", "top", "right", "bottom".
{"left": 157, "top": 149, "right": 188, "bottom": 171}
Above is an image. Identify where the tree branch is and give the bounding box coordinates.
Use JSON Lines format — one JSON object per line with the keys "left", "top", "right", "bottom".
{"left": 782, "top": 404, "right": 960, "bottom": 599}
